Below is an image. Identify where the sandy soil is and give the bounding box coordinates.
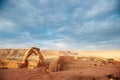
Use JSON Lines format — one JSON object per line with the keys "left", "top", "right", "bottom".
{"left": 0, "top": 59, "right": 120, "bottom": 80}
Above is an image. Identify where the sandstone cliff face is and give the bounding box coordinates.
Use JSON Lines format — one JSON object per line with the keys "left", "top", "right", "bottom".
{"left": 0, "top": 49, "right": 75, "bottom": 60}
{"left": 0, "top": 49, "right": 120, "bottom": 60}
{"left": 0, "top": 49, "right": 26, "bottom": 57}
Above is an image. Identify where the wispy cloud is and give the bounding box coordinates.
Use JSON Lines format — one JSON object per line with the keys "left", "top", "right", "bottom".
{"left": 0, "top": 18, "right": 15, "bottom": 31}
{"left": 85, "top": 0, "right": 118, "bottom": 17}
{"left": 0, "top": 0, "right": 120, "bottom": 50}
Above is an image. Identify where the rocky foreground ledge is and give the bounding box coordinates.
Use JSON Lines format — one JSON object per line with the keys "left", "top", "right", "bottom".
{"left": 0, "top": 49, "right": 120, "bottom": 80}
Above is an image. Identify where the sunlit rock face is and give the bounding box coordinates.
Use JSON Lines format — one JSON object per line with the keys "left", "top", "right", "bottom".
{"left": 0, "top": 49, "right": 120, "bottom": 60}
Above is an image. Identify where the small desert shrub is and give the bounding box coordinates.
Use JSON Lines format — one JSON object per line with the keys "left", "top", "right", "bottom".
{"left": 115, "top": 77, "right": 120, "bottom": 80}
{"left": 108, "top": 61, "right": 112, "bottom": 63}
{"left": 102, "top": 61, "right": 106, "bottom": 64}
{"left": 90, "top": 77, "right": 96, "bottom": 80}
{"left": 107, "top": 74, "right": 114, "bottom": 78}
{"left": 106, "top": 74, "right": 120, "bottom": 80}
{"left": 94, "top": 64, "right": 97, "bottom": 66}
{"left": 90, "top": 77, "right": 100, "bottom": 80}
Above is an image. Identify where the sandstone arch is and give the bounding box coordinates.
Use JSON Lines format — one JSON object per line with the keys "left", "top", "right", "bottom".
{"left": 18, "top": 47, "right": 46, "bottom": 68}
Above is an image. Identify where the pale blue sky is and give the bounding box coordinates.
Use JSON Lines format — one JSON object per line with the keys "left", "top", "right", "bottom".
{"left": 0, "top": 0, "right": 120, "bottom": 50}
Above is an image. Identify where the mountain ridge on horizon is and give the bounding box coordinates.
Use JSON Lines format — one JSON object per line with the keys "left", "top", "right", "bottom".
{"left": 0, "top": 49, "right": 120, "bottom": 60}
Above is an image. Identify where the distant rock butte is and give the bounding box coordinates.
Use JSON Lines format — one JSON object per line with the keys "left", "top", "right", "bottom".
{"left": 0, "top": 49, "right": 120, "bottom": 60}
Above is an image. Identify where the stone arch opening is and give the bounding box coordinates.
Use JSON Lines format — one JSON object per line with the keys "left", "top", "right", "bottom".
{"left": 18, "top": 47, "right": 45, "bottom": 68}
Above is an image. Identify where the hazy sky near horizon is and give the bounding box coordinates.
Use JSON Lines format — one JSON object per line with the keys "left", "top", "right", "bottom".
{"left": 0, "top": 0, "right": 120, "bottom": 50}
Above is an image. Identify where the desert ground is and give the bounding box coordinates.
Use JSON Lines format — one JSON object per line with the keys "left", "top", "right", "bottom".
{"left": 0, "top": 49, "right": 120, "bottom": 80}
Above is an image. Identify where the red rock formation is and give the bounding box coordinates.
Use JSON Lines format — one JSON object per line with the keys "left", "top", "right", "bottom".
{"left": 18, "top": 47, "right": 46, "bottom": 68}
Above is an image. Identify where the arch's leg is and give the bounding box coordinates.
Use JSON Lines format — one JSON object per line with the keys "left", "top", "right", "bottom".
{"left": 36, "top": 51, "right": 45, "bottom": 67}
{"left": 18, "top": 48, "right": 33, "bottom": 68}
{"left": 32, "top": 49, "right": 46, "bottom": 67}
{"left": 22, "top": 48, "right": 33, "bottom": 63}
